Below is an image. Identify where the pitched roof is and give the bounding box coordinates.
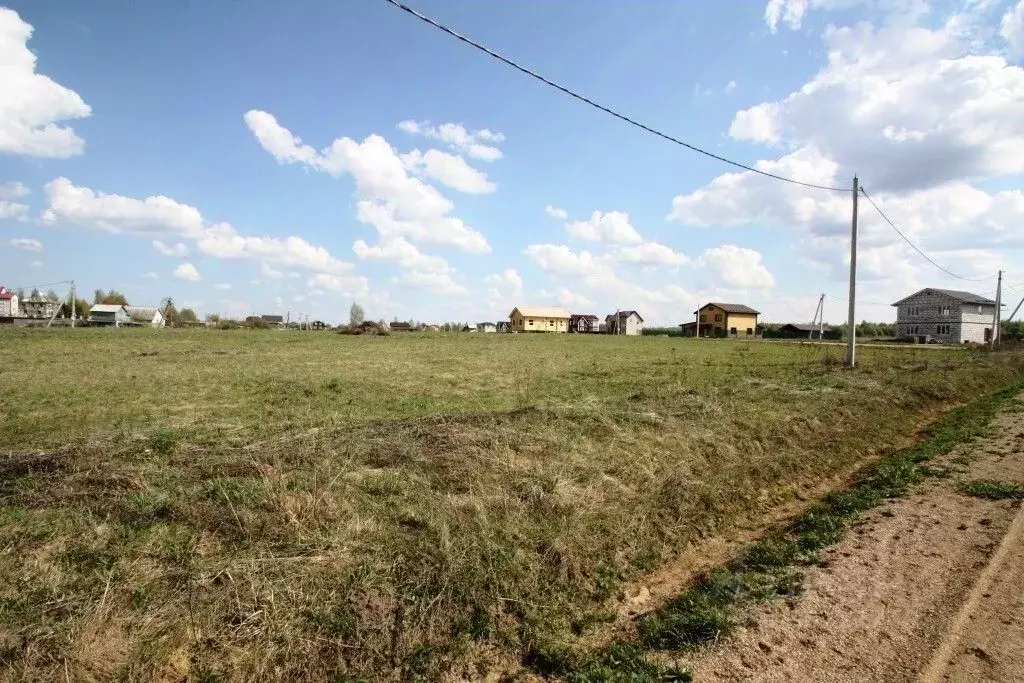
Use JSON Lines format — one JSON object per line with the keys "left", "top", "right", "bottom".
{"left": 570, "top": 313, "right": 600, "bottom": 320}
{"left": 696, "top": 303, "right": 760, "bottom": 315}
{"left": 90, "top": 304, "right": 127, "bottom": 313}
{"left": 608, "top": 310, "right": 644, "bottom": 322}
{"left": 781, "top": 323, "right": 834, "bottom": 332}
{"left": 891, "top": 288, "right": 995, "bottom": 306}
{"left": 125, "top": 306, "right": 160, "bottom": 321}
{"left": 261, "top": 314, "right": 284, "bottom": 323}
{"left": 510, "top": 306, "right": 570, "bottom": 319}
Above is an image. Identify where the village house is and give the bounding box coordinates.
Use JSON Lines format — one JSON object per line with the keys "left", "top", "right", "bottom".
{"left": 126, "top": 306, "right": 165, "bottom": 328}
{"left": 0, "top": 286, "right": 19, "bottom": 317}
{"left": 778, "top": 323, "right": 838, "bottom": 340}
{"left": 508, "top": 306, "right": 570, "bottom": 333}
{"left": 569, "top": 313, "right": 600, "bottom": 333}
{"left": 605, "top": 310, "right": 644, "bottom": 335}
{"left": 19, "top": 297, "right": 60, "bottom": 320}
{"left": 892, "top": 288, "right": 997, "bottom": 343}
{"left": 693, "top": 303, "right": 760, "bottom": 337}
{"left": 89, "top": 304, "right": 132, "bottom": 327}
{"left": 390, "top": 321, "right": 414, "bottom": 332}
{"left": 476, "top": 322, "right": 497, "bottom": 333}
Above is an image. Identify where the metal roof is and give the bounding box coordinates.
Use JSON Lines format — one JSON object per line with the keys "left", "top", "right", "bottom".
{"left": 891, "top": 288, "right": 995, "bottom": 306}
{"left": 696, "top": 303, "right": 761, "bottom": 315}
{"left": 90, "top": 304, "right": 127, "bottom": 313}
{"left": 510, "top": 306, "right": 570, "bottom": 319}
{"left": 781, "top": 323, "right": 834, "bottom": 332}
{"left": 125, "top": 306, "right": 160, "bottom": 320}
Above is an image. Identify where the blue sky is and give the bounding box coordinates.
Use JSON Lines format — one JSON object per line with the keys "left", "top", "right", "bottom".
{"left": 2, "top": 0, "right": 1023, "bottom": 324}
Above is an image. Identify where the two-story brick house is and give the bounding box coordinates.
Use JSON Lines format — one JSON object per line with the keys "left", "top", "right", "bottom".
{"left": 892, "top": 288, "right": 996, "bottom": 343}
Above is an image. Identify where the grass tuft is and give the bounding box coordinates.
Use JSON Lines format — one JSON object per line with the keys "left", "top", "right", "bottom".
{"left": 959, "top": 479, "right": 1024, "bottom": 500}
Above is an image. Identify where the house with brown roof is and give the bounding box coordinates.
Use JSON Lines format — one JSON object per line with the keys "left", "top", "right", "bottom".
{"left": 693, "top": 303, "right": 760, "bottom": 337}
{"left": 892, "top": 288, "right": 997, "bottom": 343}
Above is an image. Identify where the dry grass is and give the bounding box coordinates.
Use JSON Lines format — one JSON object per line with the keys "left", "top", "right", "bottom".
{"left": 1, "top": 328, "right": 1022, "bottom": 681}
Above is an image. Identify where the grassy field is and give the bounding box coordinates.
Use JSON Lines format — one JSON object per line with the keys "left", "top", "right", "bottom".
{"left": 1, "top": 328, "right": 1022, "bottom": 681}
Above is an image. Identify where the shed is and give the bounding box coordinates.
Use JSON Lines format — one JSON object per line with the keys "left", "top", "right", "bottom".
{"left": 126, "top": 306, "right": 166, "bottom": 328}
{"left": 89, "top": 304, "right": 132, "bottom": 327}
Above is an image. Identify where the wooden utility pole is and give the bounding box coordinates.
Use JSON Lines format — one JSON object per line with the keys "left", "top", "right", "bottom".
{"left": 845, "top": 176, "right": 859, "bottom": 367}
{"left": 70, "top": 280, "right": 76, "bottom": 328}
{"left": 990, "top": 270, "right": 1002, "bottom": 348}
{"left": 809, "top": 293, "right": 824, "bottom": 340}
{"left": 1007, "top": 294, "right": 1024, "bottom": 323}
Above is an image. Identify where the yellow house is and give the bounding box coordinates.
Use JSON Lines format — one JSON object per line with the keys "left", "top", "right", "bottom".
{"left": 694, "top": 303, "right": 760, "bottom": 337}
{"left": 509, "top": 306, "right": 570, "bottom": 333}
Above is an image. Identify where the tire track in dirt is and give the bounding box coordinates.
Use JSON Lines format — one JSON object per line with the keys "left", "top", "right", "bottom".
{"left": 679, "top": 396, "right": 1024, "bottom": 683}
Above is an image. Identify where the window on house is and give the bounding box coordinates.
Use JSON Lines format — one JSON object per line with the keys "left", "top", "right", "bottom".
{"left": 700, "top": 314, "right": 707, "bottom": 322}
{"left": 730, "top": 327, "right": 737, "bottom": 335}
{"left": 940, "top": 306, "right": 950, "bottom": 316}
{"left": 528, "top": 319, "right": 533, "bottom": 325}
{"left": 714, "top": 314, "right": 722, "bottom": 322}
{"left": 746, "top": 328, "right": 753, "bottom": 335}
{"left": 977, "top": 305, "right": 983, "bottom": 314}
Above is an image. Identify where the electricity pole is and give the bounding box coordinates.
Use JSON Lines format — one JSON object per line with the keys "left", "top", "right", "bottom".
{"left": 809, "top": 293, "right": 824, "bottom": 340}
{"left": 845, "top": 176, "right": 859, "bottom": 367}
{"left": 70, "top": 280, "right": 76, "bottom": 328}
{"left": 990, "top": 270, "right": 1002, "bottom": 349}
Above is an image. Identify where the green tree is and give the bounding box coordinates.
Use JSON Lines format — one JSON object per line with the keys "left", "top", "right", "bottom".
{"left": 205, "top": 313, "right": 221, "bottom": 324}
{"left": 45, "top": 289, "right": 60, "bottom": 302}
{"left": 349, "top": 302, "right": 365, "bottom": 328}
{"left": 29, "top": 288, "right": 41, "bottom": 300}
{"left": 178, "top": 308, "right": 198, "bottom": 324}
{"left": 94, "top": 289, "right": 128, "bottom": 305}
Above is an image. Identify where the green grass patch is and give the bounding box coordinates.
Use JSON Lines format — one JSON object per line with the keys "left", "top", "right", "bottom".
{"left": 959, "top": 479, "right": 1024, "bottom": 500}
{"left": 1, "top": 329, "right": 1022, "bottom": 681}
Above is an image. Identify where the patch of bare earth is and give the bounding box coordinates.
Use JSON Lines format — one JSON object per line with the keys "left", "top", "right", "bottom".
{"left": 681, "top": 398, "right": 1024, "bottom": 683}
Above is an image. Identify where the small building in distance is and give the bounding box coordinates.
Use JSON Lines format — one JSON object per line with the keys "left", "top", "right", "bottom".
{"left": 495, "top": 321, "right": 510, "bottom": 333}
{"left": 261, "top": 314, "right": 284, "bottom": 327}
{"left": 509, "top": 306, "right": 570, "bottom": 333}
{"left": 311, "top": 320, "right": 328, "bottom": 330}
{"left": 126, "top": 306, "right": 165, "bottom": 328}
{"left": 892, "top": 288, "right": 997, "bottom": 343}
{"left": 778, "top": 323, "right": 838, "bottom": 340}
{"left": 679, "top": 321, "right": 699, "bottom": 337}
{"left": 89, "top": 304, "right": 131, "bottom": 327}
{"left": 694, "top": 303, "right": 760, "bottom": 337}
{"left": 605, "top": 310, "right": 644, "bottom": 335}
{"left": 569, "top": 313, "right": 600, "bottom": 333}
{"left": 19, "top": 297, "right": 58, "bottom": 320}
{"left": 390, "top": 321, "right": 415, "bottom": 332}
{"left": 477, "top": 322, "right": 497, "bottom": 333}
{"left": 0, "top": 286, "right": 19, "bottom": 317}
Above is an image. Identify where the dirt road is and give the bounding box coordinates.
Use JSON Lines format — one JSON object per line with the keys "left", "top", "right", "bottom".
{"left": 682, "top": 395, "right": 1024, "bottom": 682}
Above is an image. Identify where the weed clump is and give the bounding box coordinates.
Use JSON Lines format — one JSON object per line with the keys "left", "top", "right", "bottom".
{"left": 959, "top": 479, "right": 1024, "bottom": 500}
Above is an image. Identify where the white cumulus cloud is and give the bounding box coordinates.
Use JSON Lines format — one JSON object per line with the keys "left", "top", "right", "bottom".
{"left": 9, "top": 237, "right": 42, "bottom": 251}
{"left": 697, "top": 245, "right": 776, "bottom": 289}
{"left": 0, "top": 9, "right": 91, "bottom": 158}
{"left": 0, "top": 181, "right": 30, "bottom": 199}
{"left": 1003, "top": 0, "right": 1024, "bottom": 56}
{"left": 565, "top": 210, "right": 644, "bottom": 245}
{"left": 401, "top": 148, "right": 496, "bottom": 194}
{"left": 153, "top": 240, "right": 189, "bottom": 257}
{"left": 397, "top": 120, "right": 505, "bottom": 161}
{"left": 173, "top": 263, "right": 200, "bottom": 281}
{"left": 545, "top": 205, "right": 568, "bottom": 220}
{"left": 245, "top": 110, "right": 490, "bottom": 254}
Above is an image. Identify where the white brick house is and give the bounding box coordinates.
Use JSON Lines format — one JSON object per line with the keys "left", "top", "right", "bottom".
{"left": 892, "top": 288, "right": 996, "bottom": 344}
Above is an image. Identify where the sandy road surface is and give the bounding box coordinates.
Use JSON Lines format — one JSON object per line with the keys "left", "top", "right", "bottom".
{"left": 682, "top": 395, "right": 1024, "bottom": 683}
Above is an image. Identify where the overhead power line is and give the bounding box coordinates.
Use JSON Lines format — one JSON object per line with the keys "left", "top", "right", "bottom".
{"left": 382, "top": 0, "right": 852, "bottom": 193}
{"left": 859, "top": 187, "right": 996, "bottom": 283}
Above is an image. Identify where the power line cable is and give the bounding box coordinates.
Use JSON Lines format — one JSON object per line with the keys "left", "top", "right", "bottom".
{"left": 6, "top": 279, "right": 72, "bottom": 291}
{"left": 382, "top": 0, "right": 852, "bottom": 193}
{"left": 859, "top": 187, "right": 996, "bottom": 283}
